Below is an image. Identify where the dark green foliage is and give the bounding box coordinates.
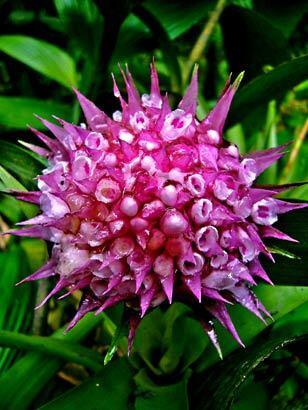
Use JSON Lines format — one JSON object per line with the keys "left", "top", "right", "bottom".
{"left": 0, "top": 0, "right": 307, "bottom": 409}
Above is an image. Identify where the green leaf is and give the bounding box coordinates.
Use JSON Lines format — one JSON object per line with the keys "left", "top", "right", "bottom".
{"left": 228, "top": 55, "right": 308, "bottom": 126}
{"left": 133, "top": 6, "right": 182, "bottom": 91}
{"left": 0, "top": 97, "right": 72, "bottom": 130}
{"left": 134, "top": 368, "right": 191, "bottom": 410}
{"left": 133, "top": 308, "right": 165, "bottom": 375}
{"left": 39, "top": 358, "right": 134, "bottom": 410}
{"left": 111, "top": 14, "right": 151, "bottom": 65}
{"left": 270, "top": 301, "right": 308, "bottom": 339}
{"left": 0, "top": 141, "right": 43, "bottom": 188}
{"left": 255, "top": 0, "right": 308, "bottom": 39}
{"left": 192, "top": 334, "right": 307, "bottom": 409}
{"left": 0, "top": 35, "right": 78, "bottom": 87}
{"left": 0, "top": 313, "right": 104, "bottom": 410}
{"left": 221, "top": 5, "right": 289, "bottom": 82}
{"left": 263, "top": 206, "right": 308, "bottom": 286}
{"left": 143, "top": 0, "right": 215, "bottom": 40}
{"left": 0, "top": 245, "right": 36, "bottom": 374}
{"left": 0, "top": 331, "right": 103, "bottom": 372}
{"left": 158, "top": 316, "right": 207, "bottom": 374}
{"left": 0, "top": 165, "right": 26, "bottom": 192}
{"left": 54, "top": 0, "right": 103, "bottom": 60}
{"left": 0, "top": 165, "right": 37, "bottom": 218}
{"left": 104, "top": 306, "right": 127, "bottom": 365}
{"left": 197, "top": 285, "right": 308, "bottom": 371}
{"left": 0, "top": 194, "right": 23, "bottom": 223}
{"left": 20, "top": 238, "right": 48, "bottom": 274}
{"left": 133, "top": 303, "right": 206, "bottom": 376}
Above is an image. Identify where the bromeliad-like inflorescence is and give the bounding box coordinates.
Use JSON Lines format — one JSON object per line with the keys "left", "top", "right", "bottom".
{"left": 9, "top": 65, "right": 307, "bottom": 354}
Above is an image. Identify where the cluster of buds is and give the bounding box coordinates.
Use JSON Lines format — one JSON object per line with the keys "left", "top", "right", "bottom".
{"left": 10, "top": 64, "right": 306, "bottom": 353}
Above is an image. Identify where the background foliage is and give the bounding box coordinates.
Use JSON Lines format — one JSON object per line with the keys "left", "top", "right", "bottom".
{"left": 0, "top": 0, "right": 307, "bottom": 409}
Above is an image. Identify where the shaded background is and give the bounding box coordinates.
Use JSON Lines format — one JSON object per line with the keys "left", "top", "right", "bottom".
{"left": 0, "top": 1, "right": 307, "bottom": 409}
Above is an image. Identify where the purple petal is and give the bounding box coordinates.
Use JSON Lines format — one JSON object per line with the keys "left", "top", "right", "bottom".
{"left": 200, "top": 73, "right": 243, "bottom": 134}
{"left": 275, "top": 199, "right": 308, "bottom": 214}
{"left": 249, "top": 258, "right": 273, "bottom": 285}
{"left": 202, "top": 287, "right": 232, "bottom": 304}
{"left": 29, "top": 126, "right": 61, "bottom": 152}
{"left": 140, "top": 286, "right": 157, "bottom": 317}
{"left": 73, "top": 88, "right": 109, "bottom": 131}
{"left": 245, "top": 145, "right": 287, "bottom": 175}
{"left": 207, "top": 302, "right": 245, "bottom": 347}
{"left": 231, "top": 285, "right": 266, "bottom": 323}
{"left": 17, "top": 260, "right": 56, "bottom": 285}
{"left": 35, "top": 115, "right": 67, "bottom": 144}
{"left": 35, "top": 278, "right": 69, "bottom": 309}
{"left": 66, "top": 297, "right": 100, "bottom": 332}
{"left": 159, "top": 273, "right": 174, "bottom": 304}
{"left": 260, "top": 225, "right": 298, "bottom": 243}
{"left": 184, "top": 273, "right": 201, "bottom": 302}
{"left": 8, "top": 190, "right": 41, "bottom": 204}
{"left": 128, "top": 313, "right": 141, "bottom": 355}
{"left": 179, "top": 66, "right": 198, "bottom": 115}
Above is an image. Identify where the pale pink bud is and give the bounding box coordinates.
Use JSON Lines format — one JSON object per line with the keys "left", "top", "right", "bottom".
{"left": 95, "top": 178, "right": 121, "bottom": 203}
{"left": 186, "top": 174, "right": 206, "bottom": 197}
{"left": 161, "top": 210, "right": 188, "bottom": 236}
{"left": 191, "top": 199, "right": 213, "bottom": 224}
{"left": 160, "top": 185, "right": 177, "bottom": 206}
{"left": 120, "top": 196, "right": 139, "bottom": 217}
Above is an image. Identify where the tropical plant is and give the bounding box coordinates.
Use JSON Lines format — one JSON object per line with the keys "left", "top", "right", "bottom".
{"left": 0, "top": 1, "right": 307, "bottom": 409}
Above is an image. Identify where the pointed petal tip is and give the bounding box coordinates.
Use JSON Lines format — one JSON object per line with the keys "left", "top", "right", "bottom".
{"left": 232, "top": 71, "right": 245, "bottom": 90}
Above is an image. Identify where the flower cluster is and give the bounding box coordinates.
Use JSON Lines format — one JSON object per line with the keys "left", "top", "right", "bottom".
{"left": 10, "top": 64, "right": 306, "bottom": 353}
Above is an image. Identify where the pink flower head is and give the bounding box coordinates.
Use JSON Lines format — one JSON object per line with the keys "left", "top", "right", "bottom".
{"left": 10, "top": 64, "right": 307, "bottom": 354}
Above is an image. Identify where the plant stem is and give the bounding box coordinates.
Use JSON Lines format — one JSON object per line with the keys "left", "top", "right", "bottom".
{"left": 0, "top": 313, "right": 105, "bottom": 410}
{"left": 0, "top": 330, "right": 103, "bottom": 372}
{"left": 183, "top": 0, "right": 227, "bottom": 84}
{"left": 280, "top": 119, "right": 308, "bottom": 184}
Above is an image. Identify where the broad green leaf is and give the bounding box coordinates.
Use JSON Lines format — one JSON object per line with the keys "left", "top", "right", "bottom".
{"left": 133, "top": 308, "right": 165, "bottom": 375}
{"left": 133, "top": 303, "right": 206, "bottom": 376}
{"left": 255, "top": 0, "right": 308, "bottom": 39}
{"left": 0, "top": 97, "right": 71, "bottom": 130}
{"left": 0, "top": 330, "right": 103, "bottom": 372}
{"left": 0, "top": 141, "right": 43, "bottom": 188}
{"left": 0, "top": 194, "right": 23, "bottom": 223}
{"left": 111, "top": 14, "right": 151, "bottom": 65}
{"left": 0, "top": 35, "right": 78, "bottom": 87}
{"left": 132, "top": 304, "right": 193, "bottom": 376}
{"left": 143, "top": 0, "right": 215, "bottom": 40}
{"left": 263, "top": 206, "right": 308, "bottom": 286}
{"left": 192, "top": 334, "right": 307, "bottom": 409}
{"left": 0, "top": 165, "right": 37, "bottom": 218}
{"left": 0, "top": 245, "right": 35, "bottom": 374}
{"left": 0, "top": 313, "right": 104, "bottom": 410}
{"left": 54, "top": 0, "right": 103, "bottom": 60}
{"left": 134, "top": 368, "right": 191, "bottom": 410}
{"left": 197, "top": 285, "right": 308, "bottom": 371}
{"left": 228, "top": 55, "right": 308, "bottom": 126}
{"left": 20, "top": 238, "right": 48, "bottom": 273}
{"left": 230, "top": 0, "right": 253, "bottom": 8}
{"left": 133, "top": 6, "right": 182, "bottom": 91}
{"left": 0, "top": 165, "right": 26, "bottom": 192}
{"left": 270, "top": 301, "right": 308, "bottom": 339}
{"left": 39, "top": 358, "right": 134, "bottom": 410}
{"left": 159, "top": 316, "right": 207, "bottom": 374}
{"left": 221, "top": 5, "right": 289, "bottom": 82}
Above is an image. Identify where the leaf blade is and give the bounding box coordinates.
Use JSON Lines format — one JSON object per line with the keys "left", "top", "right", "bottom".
{"left": 0, "top": 35, "right": 78, "bottom": 87}
{"left": 0, "top": 97, "right": 71, "bottom": 130}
